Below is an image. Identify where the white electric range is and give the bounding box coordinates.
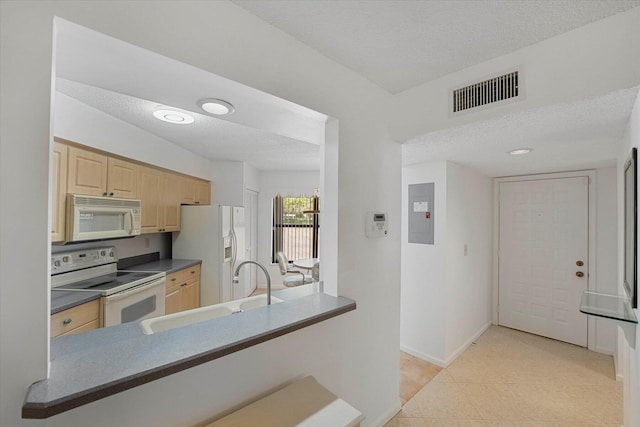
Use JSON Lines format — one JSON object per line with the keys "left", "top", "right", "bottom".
{"left": 52, "top": 247, "right": 166, "bottom": 327}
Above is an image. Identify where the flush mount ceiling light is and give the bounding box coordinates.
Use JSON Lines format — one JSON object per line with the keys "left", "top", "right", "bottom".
{"left": 198, "top": 98, "right": 235, "bottom": 116}
{"left": 153, "top": 109, "right": 195, "bottom": 124}
{"left": 508, "top": 148, "right": 533, "bottom": 155}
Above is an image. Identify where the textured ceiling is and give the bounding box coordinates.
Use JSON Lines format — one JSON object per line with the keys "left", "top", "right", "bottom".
{"left": 403, "top": 87, "right": 639, "bottom": 176}
{"left": 56, "top": 79, "right": 321, "bottom": 172}
{"left": 234, "top": 0, "right": 640, "bottom": 94}
{"left": 54, "top": 19, "right": 326, "bottom": 172}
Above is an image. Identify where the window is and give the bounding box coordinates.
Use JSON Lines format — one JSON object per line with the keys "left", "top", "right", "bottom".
{"left": 272, "top": 194, "right": 319, "bottom": 262}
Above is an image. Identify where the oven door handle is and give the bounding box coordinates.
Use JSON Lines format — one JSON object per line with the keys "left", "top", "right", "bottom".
{"left": 104, "top": 278, "right": 165, "bottom": 303}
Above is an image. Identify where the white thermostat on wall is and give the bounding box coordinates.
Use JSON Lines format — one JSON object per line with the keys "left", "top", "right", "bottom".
{"left": 366, "top": 212, "right": 388, "bottom": 238}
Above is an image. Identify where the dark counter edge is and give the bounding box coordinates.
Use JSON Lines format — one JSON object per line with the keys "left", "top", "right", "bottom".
{"left": 22, "top": 298, "right": 356, "bottom": 419}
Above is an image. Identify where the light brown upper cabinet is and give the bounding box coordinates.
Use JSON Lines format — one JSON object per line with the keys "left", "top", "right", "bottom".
{"left": 195, "top": 180, "right": 211, "bottom": 205}
{"left": 181, "top": 177, "right": 211, "bottom": 205}
{"left": 51, "top": 142, "right": 68, "bottom": 243}
{"left": 67, "top": 145, "right": 108, "bottom": 197}
{"left": 162, "top": 172, "right": 181, "bottom": 232}
{"left": 138, "top": 166, "right": 164, "bottom": 233}
{"left": 67, "top": 145, "right": 138, "bottom": 199}
{"left": 107, "top": 157, "right": 138, "bottom": 198}
{"left": 180, "top": 177, "right": 196, "bottom": 205}
{"left": 138, "top": 167, "right": 182, "bottom": 233}
{"left": 55, "top": 139, "right": 209, "bottom": 236}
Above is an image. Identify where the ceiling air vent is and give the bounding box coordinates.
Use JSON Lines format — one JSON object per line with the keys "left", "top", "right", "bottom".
{"left": 452, "top": 70, "right": 519, "bottom": 113}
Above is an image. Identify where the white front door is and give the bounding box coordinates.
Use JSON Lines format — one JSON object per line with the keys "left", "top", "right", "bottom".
{"left": 498, "top": 176, "right": 589, "bottom": 347}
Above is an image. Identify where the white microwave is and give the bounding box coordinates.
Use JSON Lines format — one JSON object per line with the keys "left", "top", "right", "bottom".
{"left": 66, "top": 194, "right": 141, "bottom": 243}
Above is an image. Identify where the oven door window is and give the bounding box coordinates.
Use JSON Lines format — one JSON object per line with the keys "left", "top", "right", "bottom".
{"left": 103, "top": 280, "right": 166, "bottom": 327}
{"left": 121, "top": 295, "right": 156, "bottom": 324}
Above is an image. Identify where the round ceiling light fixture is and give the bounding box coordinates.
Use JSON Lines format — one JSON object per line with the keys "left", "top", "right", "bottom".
{"left": 153, "top": 108, "right": 195, "bottom": 124}
{"left": 198, "top": 98, "right": 235, "bottom": 116}
{"left": 508, "top": 148, "right": 533, "bottom": 155}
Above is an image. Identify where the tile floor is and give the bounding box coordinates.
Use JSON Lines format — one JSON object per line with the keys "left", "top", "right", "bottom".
{"left": 400, "top": 352, "right": 442, "bottom": 405}
{"left": 387, "top": 326, "right": 622, "bottom": 427}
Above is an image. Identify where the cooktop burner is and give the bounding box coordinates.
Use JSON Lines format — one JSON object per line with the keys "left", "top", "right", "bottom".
{"left": 56, "top": 271, "right": 156, "bottom": 291}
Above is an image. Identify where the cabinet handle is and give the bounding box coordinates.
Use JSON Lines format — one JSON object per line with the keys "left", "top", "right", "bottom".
{"left": 181, "top": 282, "right": 187, "bottom": 287}
{"left": 171, "top": 277, "right": 176, "bottom": 282}
{"left": 195, "top": 201, "right": 200, "bottom": 205}
{"left": 63, "top": 318, "right": 72, "bottom": 325}
{"left": 191, "top": 271, "right": 195, "bottom": 274}
{"left": 109, "top": 192, "right": 114, "bottom": 196}
{"left": 102, "top": 192, "right": 108, "bottom": 196}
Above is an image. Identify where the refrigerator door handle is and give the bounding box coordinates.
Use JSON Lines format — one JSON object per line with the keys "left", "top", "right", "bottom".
{"left": 231, "top": 230, "right": 237, "bottom": 268}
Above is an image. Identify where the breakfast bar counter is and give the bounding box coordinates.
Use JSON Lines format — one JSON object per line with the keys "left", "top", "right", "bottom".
{"left": 24, "top": 285, "right": 356, "bottom": 419}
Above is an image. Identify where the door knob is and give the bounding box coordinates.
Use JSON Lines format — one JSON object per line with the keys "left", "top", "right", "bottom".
{"left": 576, "top": 271, "right": 584, "bottom": 278}
{"left": 576, "top": 260, "right": 584, "bottom": 267}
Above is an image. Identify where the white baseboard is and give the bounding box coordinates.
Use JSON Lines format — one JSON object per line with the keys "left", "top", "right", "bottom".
{"left": 369, "top": 398, "right": 402, "bottom": 427}
{"left": 444, "top": 322, "right": 492, "bottom": 366}
{"left": 595, "top": 346, "right": 615, "bottom": 356}
{"left": 399, "top": 345, "right": 446, "bottom": 368}
{"left": 400, "top": 322, "right": 492, "bottom": 368}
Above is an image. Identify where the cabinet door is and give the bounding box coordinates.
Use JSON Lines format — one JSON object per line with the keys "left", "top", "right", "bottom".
{"left": 182, "top": 278, "right": 200, "bottom": 311}
{"left": 163, "top": 172, "right": 181, "bottom": 232}
{"left": 165, "top": 287, "right": 182, "bottom": 315}
{"left": 51, "top": 142, "right": 68, "bottom": 243}
{"left": 181, "top": 177, "right": 196, "bottom": 204}
{"left": 107, "top": 158, "right": 138, "bottom": 199}
{"left": 67, "top": 146, "right": 108, "bottom": 196}
{"left": 195, "top": 181, "right": 211, "bottom": 205}
{"left": 137, "top": 166, "right": 163, "bottom": 233}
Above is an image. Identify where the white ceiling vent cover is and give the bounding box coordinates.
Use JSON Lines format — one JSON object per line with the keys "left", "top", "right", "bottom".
{"left": 452, "top": 70, "right": 520, "bottom": 114}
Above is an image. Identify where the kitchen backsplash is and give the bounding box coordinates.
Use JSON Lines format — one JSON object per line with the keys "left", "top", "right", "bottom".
{"left": 51, "top": 233, "right": 172, "bottom": 260}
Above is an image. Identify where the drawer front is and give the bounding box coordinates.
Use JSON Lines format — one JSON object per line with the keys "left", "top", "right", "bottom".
{"left": 51, "top": 299, "right": 100, "bottom": 337}
{"left": 166, "top": 265, "right": 200, "bottom": 294}
{"left": 59, "top": 319, "right": 100, "bottom": 337}
{"left": 169, "top": 264, "right": 200, "bottom": 285}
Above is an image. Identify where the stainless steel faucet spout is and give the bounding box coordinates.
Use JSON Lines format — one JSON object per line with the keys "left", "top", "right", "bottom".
{"left": 233, "top": 261, "right": 272, "bottom": 305}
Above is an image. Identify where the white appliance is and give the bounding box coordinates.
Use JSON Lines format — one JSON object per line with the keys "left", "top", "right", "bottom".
{"left": 52, "top": 247, "right": 165, "bottom": 327}
{"left": 65, "top": 194, "right": 141, "bottom": 243}
{"left": 173, "top": 205, "right": 255, "bottom": 306}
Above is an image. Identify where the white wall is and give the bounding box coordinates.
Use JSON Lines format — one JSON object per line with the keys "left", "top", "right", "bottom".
{"left": 617, "top": 92, "right": 640, "bottom": 427}
{"left": 390, "top": 7, "right": 640, "bottom": 142}
{"left": 594, "top": 167, "right": 619, "bottom": 355}
{"left": 256, "top": 170, "right": 320, "bottom": 287}
{"left": 400, "top": 161, "right": 447, "bottom": 363}
{"left": 0, "top": 3, "right": 401, "bottom": 427}
{"left": 400, "top": 161, "right": 493, "bottom": 366}
{"left": 444, "top": 162, "right": 493, "bottom": 360}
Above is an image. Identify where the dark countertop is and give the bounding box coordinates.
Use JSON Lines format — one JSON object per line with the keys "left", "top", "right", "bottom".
{"left": 123, "top": 258, "right": 201, "bottom": 274}
{"left": 51, "top": 290, "right": 102, "bottom": 315}
{"left": 24, "top": 285, "right": 356, "bottom": 419}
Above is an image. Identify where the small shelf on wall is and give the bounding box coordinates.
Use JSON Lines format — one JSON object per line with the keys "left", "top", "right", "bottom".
{"left": 579, "top": 291, "right": 638, "bottom": 324}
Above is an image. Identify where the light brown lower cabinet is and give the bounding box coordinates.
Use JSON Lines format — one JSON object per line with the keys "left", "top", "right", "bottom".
{"left": 165, "top": 265, "right": 201, "bottom": 315}
{"left": 51, "top": 299, "right": 101, "bottom": 337}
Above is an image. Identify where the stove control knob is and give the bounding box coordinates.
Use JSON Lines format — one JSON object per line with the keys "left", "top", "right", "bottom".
{"left": 62, "top": 256, "right": 69, "bottom": 263}
{"left": 100, "top": 250, "right": 106, "bottom": 256}
{"left": 54, "top": 260, "right": 61, "bottom": 267}
{"left": 109, "top": 251, "right": 114, "bottom": 258}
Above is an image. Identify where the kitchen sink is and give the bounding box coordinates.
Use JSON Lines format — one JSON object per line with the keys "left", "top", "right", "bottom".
{"left": 141, "top": 294, "right": 283, "bottom": 334}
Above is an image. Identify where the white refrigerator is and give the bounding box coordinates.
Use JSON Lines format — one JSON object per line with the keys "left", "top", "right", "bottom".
{"left": 172, "top": 205, "right": 253, "bottom": 306}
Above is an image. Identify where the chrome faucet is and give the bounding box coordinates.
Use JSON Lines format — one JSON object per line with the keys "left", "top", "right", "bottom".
{"left": 233, "top": 260, "right": 272, "bottom": 305}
